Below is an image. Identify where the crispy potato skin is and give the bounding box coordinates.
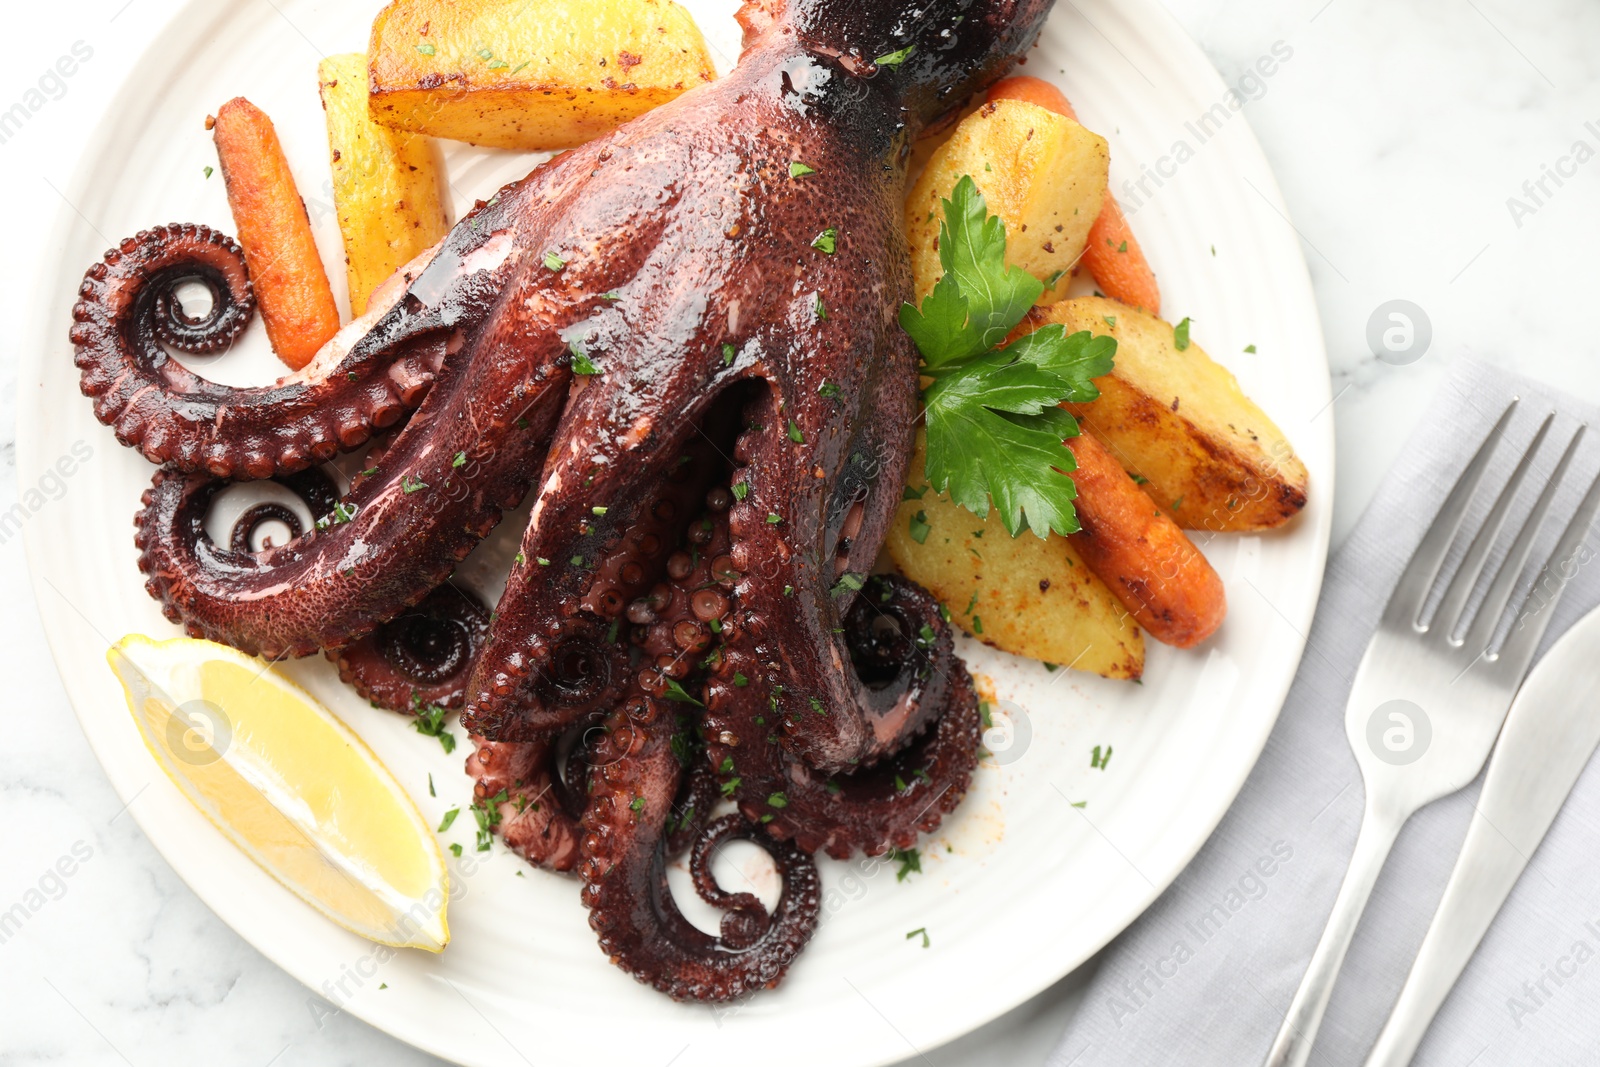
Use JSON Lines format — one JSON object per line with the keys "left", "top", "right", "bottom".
{"left": 1066, "top": 431, "right": 1225, "bottom": 649}
{"left": 212, "top": 97, "right": 341, "bottom": 371}
{"left": 1050, "top": 296, "right": 1309, "bottom": 532}
{"left": 887, "top": 432, "right": 1144, "bottom": 680}
{"left": 905, "top": 99, "right": 1107, "bottom": 305}
{"left": 366, "top": 0, "right": 716, "bottom": 151}
{"left": 319, "top": 53, "right": 449, "bottom": 317}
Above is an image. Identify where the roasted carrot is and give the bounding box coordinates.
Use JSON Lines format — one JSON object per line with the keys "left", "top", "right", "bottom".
{"left": 1065, "top": 431, "right": 1224, "bottom": 648}
{"left": 987, "top": 76, "right": 1161, "bottom": 315}
{"left": 212, "top": 97, "right": 340, "bottom": 370}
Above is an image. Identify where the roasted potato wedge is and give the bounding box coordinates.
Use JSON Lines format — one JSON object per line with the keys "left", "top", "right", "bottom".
{"left": 367, "top": 0, "right": 716, "bottom": 151}
{"left": 319, "top": 53, "right": 449, "bottom": 317}
{"left": 906, "top": 99, "right": 1108, "bottom": 304}
{"left": 1050, "top": 297, "right": 1308, "bottom": 532}
{"left": 887, "top": 432, "right": 1143, "bottom": 680}
{"left": 212, "top": 97, "right": 340, "bottom": 370}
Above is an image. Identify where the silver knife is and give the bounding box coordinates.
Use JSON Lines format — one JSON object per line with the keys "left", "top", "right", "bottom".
{"left": 1363, "top": 600, "right": 1600, "bottom": 1066}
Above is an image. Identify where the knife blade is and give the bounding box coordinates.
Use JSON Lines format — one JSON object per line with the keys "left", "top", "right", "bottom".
{"left": 1362, "top": 600, "right": 1600, "bottom": 1067}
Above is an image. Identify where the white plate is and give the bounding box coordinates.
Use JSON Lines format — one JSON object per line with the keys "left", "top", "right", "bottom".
{"left": 19, "top": 1, "right": 1332, "bottom": 1064}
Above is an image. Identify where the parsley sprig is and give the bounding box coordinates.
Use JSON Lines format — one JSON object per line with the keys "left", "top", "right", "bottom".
{"left": 899, "top": 177, "right": 1115, "bottom": 537}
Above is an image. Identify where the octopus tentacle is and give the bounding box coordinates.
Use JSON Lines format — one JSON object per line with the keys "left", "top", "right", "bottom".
{"left": 329, "top": 584, "right": 491, "bottom": 711}
{"left": 721, "top": 381, "right": 930, "bottom": 774}
{"left": 466, "top": 726, "right": 592, "bottom": 872}
{"left": 461, "top": 425, "right": 728, "bottom": 740}
{"left": 133, "top": 280, "right": 578, "bottom": 657}
{"left": 69, "top": 224, "right": 459, "bottom": 479}
{"left": 580, "top": 693, "right": 820, "bottom": 1001}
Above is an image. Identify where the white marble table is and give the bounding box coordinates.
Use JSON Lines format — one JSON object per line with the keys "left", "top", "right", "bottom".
{"left": 3, "top": 1, "right": 1595, "bottom": 1063}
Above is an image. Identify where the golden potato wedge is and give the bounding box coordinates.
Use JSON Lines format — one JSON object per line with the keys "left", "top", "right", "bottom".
{"left": 906, "top": 99, "right": 1108, "bottom": 304}
{"left": 887, "top": 432, "right": 1143, "bottom": 680}
{"left": 367, "top": 0, "right": 716, "bottom": 151}
{"left": 1050, "top": 296, "right": 1308, "bottom": 532}
{"left": 319, "top": 53, "right": 449, "bottom": 317}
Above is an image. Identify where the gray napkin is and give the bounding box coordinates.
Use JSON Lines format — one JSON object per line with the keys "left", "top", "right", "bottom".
{"left": 1048, "top": 359, "right": 1600, "bottom": 1066}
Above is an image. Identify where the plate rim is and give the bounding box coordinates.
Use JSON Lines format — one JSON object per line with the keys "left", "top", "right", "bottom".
{"left": 19, "top": 0, "right": 1334, "bottom": 1062}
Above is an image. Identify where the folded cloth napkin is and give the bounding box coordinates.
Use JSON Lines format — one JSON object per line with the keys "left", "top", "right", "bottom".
{"left": 1048, "top": 359, "right": 1600, "bottom": 1066}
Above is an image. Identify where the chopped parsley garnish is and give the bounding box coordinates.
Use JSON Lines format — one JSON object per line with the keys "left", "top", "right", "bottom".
{"left": 787, "top": 420, "right": 805, "bottom": 444}
{"left": 476, "top": 47, "right": 493, "bottom": 60}
{"left": 814, "top": 295, "right": 828, "bottom": 320}
{"left": 906, "top": 927, "right": 930, "bottom": 948}
{"left": 789, "top": 161, "right": 816, "bottom": 178}
{"left": 202, "top": 165, "right": 214, "bottom": 179}
{"left": 874, "top": 45, "right": 915, "bottom": 67}
{"left": 767, "top": 792, "right": 789, "bottom": 808}
{"left": 428, "top": 773, "right": 436, "bottom": 797}
{"left": 402, "top": 473, "right": 428, "bottom": 494}
{"left": 536, "top": 556, "right": 550, "bottom": 566}
{"left": 811, "top": 228, "right": 837, "bottom": 254}
{"left": 722, "top": 342, "right": 735, "bottom": 366}
{"left": 570, "top": 554, "right": 585, "bottom": 567}
{"left": 315, "top": 501, "right": 358, "bottom": 529}
{"left": 471, "top": 788, "right": 508, "bottom": 851}
{"left": 487, "top": 58, "right": 508, "bottom": 69}
{"left": 416, "top": 43, "right": 436, "bottom": 56}
{"left": 831, "top": 572, "right": 865, "bottom": 595}
{"left": 1091, "top": 744, "right": 1113, "bottom": 770}
{"left": 732, "top": 673, "right": 748, "bottom": 687}
{"left": 889, "top": 847, "right": 922, "bottom": 882}
{"left": 630, "top": 795, "right": 646, "bottom": 813}
{"left": 766, "top": 512, "right": 783, "bottom": 525}
{"left": 720, "top": 776, "right": 742, "bottom": 797}
{"left": 591, "top": 505, "right": 608, "bottom": 516}
{"left": 452, "top": 451, "right": 467, "bottom": 468}
{"left": 1130, "top": 473, "right": 1149, "bottom": 485}
{"left": 410, "top": 699, "right": 457, "bottom": 753}
{"left": 662, "top": 678, "right": 704, "bottom": 706}
{"left": 1244, "top": 343, "right": 1257, "bottom": 354}
{"left": 899, "top": 177, "right": 1114, "bottom": 538}
{"left": 819, "top": 380, "right": 842, "bottom": 400}
{"left": 732, "top": 482, "right": 750, "bottom": 501}
{"left": 1173, "top": 317, "right": 1192, "bottom": 351}
{"left": 971, "top": 614, "right": 984, "bottom": 634}
{"left": 543, "top": 251, "right": 566, "bottom": 271}
{"left": 449, "top": 843, "right": 463, "bottom": 857}
{"left": 438, "top": 807, "right": 460, "bottom": 832}
{"left": 514, "top": 552, "right": 525, "bottom": 565}
{"left": 570, "top": 347, "right": 601, "bottom": 375}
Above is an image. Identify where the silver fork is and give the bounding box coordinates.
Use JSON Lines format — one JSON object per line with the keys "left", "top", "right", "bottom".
{"left": 1263, "top": 399, "right": 1598, "bottom": 1067}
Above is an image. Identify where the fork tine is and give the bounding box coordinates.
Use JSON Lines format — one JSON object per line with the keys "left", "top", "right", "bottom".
{"left": 1432, "top": 413, "right": 1555, "bottom": 636}
{"left": 1460, "top": 424, "right": 1585, "bottom": 654}
{"left": 1490, "top": 453, "right": 1600, "bottom": 675}
{"left": 1381, "top": 399, "right": 1519, "bottom": 631}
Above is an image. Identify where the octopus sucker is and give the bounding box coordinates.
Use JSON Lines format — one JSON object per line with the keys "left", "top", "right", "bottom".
{"left": 78, "top": 0, "right": 1059, "bottom": 1000}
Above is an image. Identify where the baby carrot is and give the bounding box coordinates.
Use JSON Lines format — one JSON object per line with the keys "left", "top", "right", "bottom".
{"left": 212, "top": 97, "right": 340, "bottom": 370}
{"left": 987, "top": 77, "right": 1161, "bottom": 315}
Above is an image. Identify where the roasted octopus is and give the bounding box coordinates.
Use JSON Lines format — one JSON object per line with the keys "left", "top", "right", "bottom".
{"left": 68, "top": 0, "right": 1054, "bottom": 1000}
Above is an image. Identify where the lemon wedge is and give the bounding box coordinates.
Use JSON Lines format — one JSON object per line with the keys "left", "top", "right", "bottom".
{"left": 109, "top": 634, "right": 449, "bottom": 951}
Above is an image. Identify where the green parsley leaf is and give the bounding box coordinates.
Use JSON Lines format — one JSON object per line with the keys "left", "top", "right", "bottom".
{"left": 203, "top": 165, "right": 214, "bottom": 179}
{"left": 731, "top": 482, "right": 750, "bottom": 501}
{"left": 831, "top": 572, "right": 865, "bottom": 596}
{"left": 874, "top": 45, "right": 915, "bottom": 67}
{"left": 630, "top": 795, "right": 646, "bottom": 813}
{"left": 814, "top": 294, "right": 828, "bottom": 320}
{"left": 1173, "top": 317, "right": 1192, "bottom": 351}
{"left": 449, "top": 843, "right": 462, "bottom": 857}
{"left": 811, "top": 227, "right": 837, "bottom": 254}
{"left": 899, "top": 177, "right": 1116, "bottom": 538}
{"left": 1244, "top": 343, "right": 1257, "bottom": 354}
{"left": 571, "top": 348, "right": 601, "bottom": 375}
{"left": 890, "top": 847, "right": 922, "bottom": 882}
{"left": 416, "top": 42, "right": 436, "bottom": 56}
{"left": 543, "top": 251, "right": 565, "bottom": 271}
{"left": 787, "top": 419, "right": 805, "bottom": 444}
{"left": 818, "top": 380, "right": 842, "bottom": 400}
{"left": 401, "top": 474, "right": 427, "bottom": 494}
{"left": 909, "top": 510, "right": 931, "bottom": 543}
{"left": 767, "top": 792, "right": 789, "bottom": 808}
{"left": 722, "top": 342, "right": 735, "bottom": 366}
{"left": 789, "top": 161, "right": 816, "bottom": 178}
{"left": 411, "top": 700, "right": 457, "bottom": 753}
{"left": 662, "top": 678, "right": 704, "bottom": 707}
{"left": 907, "top": 927, "right": 930, "bottom": 948}
{"left": 452, "top": 451, "right": 467, "bottom": 468}
{"left": 438, "top": 807, "right": 460, "bottom": 832}
{"left": 732, "top": 672, "right": 749, "bottom": 687}
{"left": 766, "top": 512, "right": 783, "bottom": 525}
